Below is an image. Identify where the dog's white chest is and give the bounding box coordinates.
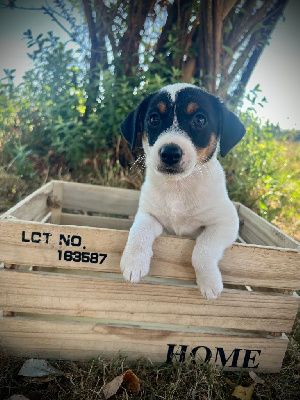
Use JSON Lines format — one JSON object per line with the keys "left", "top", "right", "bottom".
{"left": 151, "top": 191, "right": 204, "bottom": 236}
{"left": 139, "top": 161, "right": 228, "bottom": 237}
{"left": 168, "top": 198, "right": 188, "bottom": 213}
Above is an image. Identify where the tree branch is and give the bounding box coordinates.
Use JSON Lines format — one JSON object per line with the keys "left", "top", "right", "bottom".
{"left": 154, "top": 1, "right": 177, "bottom": 55}
{"left": 0, "top": 2, "right": 79, "bottom": 40}
{"left": 118, "top": 0, "right": 155, "bottom": 75}
{"left": 222, "top": 0, "right": 238, "bottom": 20}
{"left": 43, "top": 7, "right": 74, "bottom": 38}
{"left": 229, "top": 0, "right": 288, "bottom": 106}
{"left": 83, "top": 0, "right": 97, "bottom": 49}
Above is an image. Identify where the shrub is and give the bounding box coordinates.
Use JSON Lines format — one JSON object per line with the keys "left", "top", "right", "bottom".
{"left": 221, "top": 112, "right": 300, "bottom": 240}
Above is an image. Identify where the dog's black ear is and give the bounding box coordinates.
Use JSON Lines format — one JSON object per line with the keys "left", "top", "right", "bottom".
{"left": 120, "top": 94, "right": 154, "bottom": 151}
{"left": 219, "top": 104, "right": 246, "bottom": 157}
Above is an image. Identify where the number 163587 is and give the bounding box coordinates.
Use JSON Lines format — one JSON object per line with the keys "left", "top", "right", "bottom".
{"left": 58, "top": 250, "right": 107, "bottom": 264}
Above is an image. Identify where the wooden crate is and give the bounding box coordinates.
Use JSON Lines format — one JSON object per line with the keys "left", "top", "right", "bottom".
{"left": 0, "top": 180, "right": 299, "bottom": 372}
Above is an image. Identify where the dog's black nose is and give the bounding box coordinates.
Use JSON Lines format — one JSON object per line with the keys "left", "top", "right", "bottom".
{"left": 159, "top": 144, "right": 183, "bottom": 166}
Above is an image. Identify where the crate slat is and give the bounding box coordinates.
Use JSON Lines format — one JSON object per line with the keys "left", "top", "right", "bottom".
{"left": 0, "top": 219, "right": 299, "bottom": 290}
{"left": 61, "top": 181, "right": 140, "bottom": 216}
{"left": 0, "top": 316, "right": 288, "bottom": 372}
{"left": 1, "top": 270, "right": 299, "bottom": 333}
{"left": 237, "top": 203, "right": 299, "bottom": 249}
{"left": 60, "top": 213, "right": 133, "bottom": 230}
{"left": 1, "top": 181, "right": 53, "bottom": 222}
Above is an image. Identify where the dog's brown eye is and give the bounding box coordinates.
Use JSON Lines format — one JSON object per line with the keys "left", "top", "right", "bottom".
{"left": 193, "top": 113, "right": 206, "bottom": 127}
{"left": 149, "top": 113, "right": 161, "bottom": 126}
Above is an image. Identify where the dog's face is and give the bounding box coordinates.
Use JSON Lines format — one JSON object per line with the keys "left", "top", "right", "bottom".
{"left": 121, "top": 83, "right": 245, "bottom": 178}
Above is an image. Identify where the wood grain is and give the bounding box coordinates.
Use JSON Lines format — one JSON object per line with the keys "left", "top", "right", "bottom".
{"left": 61, "top": 181, "right": 140, "bottom": 216}
{"left": 0, "top": 219, "right": 299, "bottom": 289}
{"left": 237, "top": 203, "right": 299, "bottom": 249}
{"left": 0, "top": 316, "right": 288, "bottom": 372}
{"left": 0, "top": 269, "right": 299, "bottom": 333}
{"left": 60, "top": 213, "right": 133, "bottom": 230}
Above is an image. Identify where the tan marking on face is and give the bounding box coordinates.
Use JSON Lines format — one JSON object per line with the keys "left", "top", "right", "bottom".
{"left": 157, "top": 101, "right": 166, "bottom": 114}
{"left": 142, "top": 132, "right": 147, "bottom": 142}
{"left": 197, "top": 133, "right": 217, "bottom": 163}
{"left": 186, "top": 102, "right": 198, "bottom": 114}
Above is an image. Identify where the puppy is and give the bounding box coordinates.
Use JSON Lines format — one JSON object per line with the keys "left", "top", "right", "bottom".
{"left": 120, "top": 83, "right": 245, "bottom": 300}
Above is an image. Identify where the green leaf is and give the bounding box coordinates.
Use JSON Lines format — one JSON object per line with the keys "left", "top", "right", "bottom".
{"left": 223, "top": 45, "right": 235, "bottom": 56}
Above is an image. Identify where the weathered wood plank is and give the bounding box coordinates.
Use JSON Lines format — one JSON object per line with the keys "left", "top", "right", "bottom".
{"left": 0, "top": 181, "right": 53, "bottom": 222}
{"left": 40, "top": 212, "right": 52, "bottom": 224}
{"left": 0, "top": 270, "right": 299, "bottom": 332}
{"left": 60, "top": 213, "right": 133, "bottom": 230}
{"left": 61, "top": 181, "right": 140, "bottom": 216}
{"left": 237, "top": 203, "right": 299, "bottom": 249}
{"left": 0, "top": 219, "right": 299, "bottom": 289}
{"left": 0, "top": 316, "right": 288, "bottom": 372}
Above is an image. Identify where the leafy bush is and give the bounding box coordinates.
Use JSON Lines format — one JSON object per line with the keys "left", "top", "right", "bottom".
{"left": 221, "top": 112, "right": 300, "bottom": 240}
{"left": 0, "top": 31, "right": 188, "bottom": 178}
{"left": 0, "top": 31, "right": 298, "bottom": 240}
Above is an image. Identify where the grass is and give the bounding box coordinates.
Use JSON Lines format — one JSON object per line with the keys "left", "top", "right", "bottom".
{"left": 0, "top": 168, "right": 39, "bottom": 214}
{"left": 0, "top": 310, "right": 299, "bottom": 399}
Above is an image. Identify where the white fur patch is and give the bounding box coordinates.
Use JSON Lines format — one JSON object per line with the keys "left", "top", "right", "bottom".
{"left": 144, "top": 130, "right": 197, "bottom": 179}
{"left": 120, "top": 212, "right": 163, "bottom": 283}
{"left": 160, "top": 83, "right": 196, "bottom": 101}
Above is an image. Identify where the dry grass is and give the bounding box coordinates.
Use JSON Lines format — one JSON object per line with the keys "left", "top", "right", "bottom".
{"left": 0, "top": 169, "right": 40, "bottom": 214}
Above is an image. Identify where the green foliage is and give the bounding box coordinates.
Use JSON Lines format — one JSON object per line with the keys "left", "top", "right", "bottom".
{"left": 221, "top": 112, "right": 300, "bottom": 240}
{"left": 0, "top": 29, "right": 298, "bottom": 240}
{"left": 0, "top": 30, "right": 188, "bottom": 179}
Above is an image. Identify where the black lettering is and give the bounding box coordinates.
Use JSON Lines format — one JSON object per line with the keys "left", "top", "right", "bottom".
{"left": 190, "top": 346, "right": 212, "bottom": 365}
{"left": 59, "top": 234, "right": 70, "bottom": 246}
{"left": 166, "top": 344, "right": 188, "bottom": 363}
{"left": 43, "top": 232, "right": 52, "bottom": 244}
{"left": 22, "top": 231, "right": 30, "bottom": 242}
{"left": 215, "top": 347, "right": 242, "bottom": 368}
{"left": 99, "top": 253, "right": 107, "bottom": 264}
{"left": 243, "top": 349, "right": 261, "bottom": 368}
{"left": 31, "top": 232, "right": 41, "bottom": 243}
{"left": 71, "top": 235, "right": 81, "bottom": 247}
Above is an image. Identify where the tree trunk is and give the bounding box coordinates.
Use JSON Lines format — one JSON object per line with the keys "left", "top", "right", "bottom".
{"left": 81, "top": 0, "right": 288, "bottom": 112}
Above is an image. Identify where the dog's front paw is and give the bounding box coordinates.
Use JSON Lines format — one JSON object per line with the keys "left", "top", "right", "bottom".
{"left": 196, "top": 270, "right": 223, "bottom": 300}
{"left": 120, "top": 248, "right": 152, "bottom": 283}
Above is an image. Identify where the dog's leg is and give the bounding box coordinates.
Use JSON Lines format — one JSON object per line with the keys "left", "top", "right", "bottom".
{"left": 192, "top": 218, "right": 238, "bottom": 300}
{"left": 121, "top": 211, "right": 163, "bottom": 283}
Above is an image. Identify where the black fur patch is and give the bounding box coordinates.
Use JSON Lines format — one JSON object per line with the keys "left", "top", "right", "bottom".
{"left": 121, "top": 85, "right": 245, "bottom": 158}
{"left": 144, "top": 91, "right": 174, "bottom": 146}
{"left": 175, "top": 88, "right": 221, "bottom": 149}
{"left": 143, "top": 88, "right": 221, "bottom": 161}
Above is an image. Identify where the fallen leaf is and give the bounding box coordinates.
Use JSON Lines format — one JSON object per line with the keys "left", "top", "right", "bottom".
{"left": 103, "top": 374, "right": 124, "bottom": 399}
{"left": 232, "top": 383, "right": 255, "bottom": 400}
{"left": 249, "top": 371, "right": 265, "bottom": 384}
{"left": 29, "top": 376, "right": 57, "bottom": 383}
{"left": 18, "top": 359, "right": 63, "bottom": 377}
{"left": 103, "top": 369, "right": 140, "bottom": 399}
{"left": 123, "top": 369, "right": 140, "bottom": 394}
{"left": 224, "top": 377, "right": 235, "bottom": 388}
